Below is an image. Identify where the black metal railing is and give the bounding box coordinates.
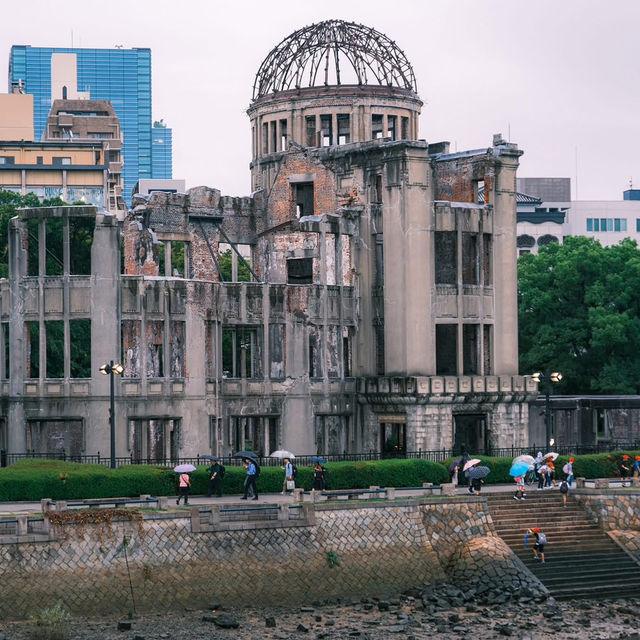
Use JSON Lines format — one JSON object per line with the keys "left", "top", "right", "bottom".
{"left": 3, "top": 441, "right": 640, "bottom": 469}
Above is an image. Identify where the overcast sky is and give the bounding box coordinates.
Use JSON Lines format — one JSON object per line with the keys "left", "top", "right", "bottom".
{"left": 3, "top": 0, "right": 638, "bottom": 200}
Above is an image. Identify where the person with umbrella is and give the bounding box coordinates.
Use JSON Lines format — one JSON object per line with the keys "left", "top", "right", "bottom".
{"left": 281, "top": 457, "right": 295, "bottom": 494}
{"left": 510, "top": 460, "right": 530, "bottom": 501}
{"left": 466, "top": 462, "right": 490, "bottom": 495}
{"left": 241, "top": 456, "right": 259, "bottom": 500}
{"left": 311, "top": 457, "right": 327, "bottom": 490}
{"left": 206, "top": 457, "right": 225, "bottom": 498}
{"left": 173, "top": 463, "right": 196, "bottom": 505}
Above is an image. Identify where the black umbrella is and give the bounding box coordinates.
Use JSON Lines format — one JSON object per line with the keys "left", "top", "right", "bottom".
{"left": 467, "top": 465, "right": 490, "bottom": 480}
{"left": 200, "top": 455, "right": 219, "bottom": 461}
{"left": 233, "top": 451, "right": 258, "bottom": 461}
{"left": 449, "top": 457, "right": 464, "bottom": 474}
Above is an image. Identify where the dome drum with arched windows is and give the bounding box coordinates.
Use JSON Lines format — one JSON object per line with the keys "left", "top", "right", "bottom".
{"left": 247, "top": 20, "right": 423, "bottom": 174}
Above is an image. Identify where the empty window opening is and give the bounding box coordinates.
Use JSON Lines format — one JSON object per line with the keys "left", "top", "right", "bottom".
{"left": 320, "top": 115, "right": 332, "bottom": 146}
{"left": 218, "top": 243, "right": 252, "bottom": 282}
{"left": 343, "top": 326, "right": 352, "bottom": 377}
{"left": 1, "top": 322, "right": 8, "bottom": 380}
{"left": 157, "top": 240, "right": 189, "bottom": 277}
{"left": 46, "top": 321, "right": 65, "bottom": 379}
{"left": 482, "top": 233, "right": 492, "bottom": 286}
{"left": 373, "top": 174, "right": 383, "bottom": 204}
{"left": 309, "top": 326, "right": 323, "bottom": 378}
{"left": 222, "top": 326, "right": 262, "bottom": 379}
{"left": 26, "top": 321, "right": 40, "bottom": 378}
{"left": 130, "top": 418, "right": 180, "bottom": 462}
{"left": 69, "top": 217, "right": 93, "bottom": 275}
{"left": 293, "top": 181, "right": 314, "bottom": 217}
{"left": 45, "top": 217, "right": 64, "bottom": 276}
{"left": 270, "top": 121, "right": 277, "bottom": 154}
{"left": 463, "top": 324, "right": 480, "bottom": 375}
{"left": 170, "top": 321, "right": 185, "bottom": 378}
{"left": 262, "top": 122, "right": 268, "bottom": 154}
{"left": 462, "top": 233, "right": 479, "bottom": 285}
{"left": 436, "top": 324, "right": 457, "bottom": 375}
{"left": 483, "top": 324, "right": 493, "bottom": 375}
{"left": 306, "top": 115, "right": 316, "bottom": 147}
{"left": 401, "top": 116, "right": 409, "bottom": 139}
{"left": 474, "top": 180, "right": 486, "bottom": 204}
{"left": 337, "top": 114, "right": 350, "bottom": 144}
{"left": 372, "top": 114, "right": 384, "bottom": 139}
{"left": 146, "top": 320, "right": 164, "bottom": 378}
{"left": 269, "top": 323, "right": 285, "bottom": 379}
{"left": 380, "top": 421, "right": 405, "bottom": 456}
{"left": 229, "top": 416, "right": 277, "bottom": 457}
{"left": 387, "top": 115, "right": 397, "bottom": 140}
{"left": 327, "top": 325, "right": 340, "bottom": 378}
{"left": 27, "top": 218, "right": 40, "bottom": 276}
{"left": 435, "top": 231, "right": 457, "bottom": 285}
{"left": 287, "top": 257, "right": 313, "bottom": 284}
{"left": 375, "top": 324, "right": 385, "bottom": 375}
{"left": 69, "top": 319, "right": 91, "bottom": 378}
{"left": 279, "top": 119, "right": 288, "bottom": 151}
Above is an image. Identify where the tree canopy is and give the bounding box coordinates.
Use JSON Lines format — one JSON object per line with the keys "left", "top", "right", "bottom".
{"left": 518, "top": 236, "right": 640, "bottom": 394}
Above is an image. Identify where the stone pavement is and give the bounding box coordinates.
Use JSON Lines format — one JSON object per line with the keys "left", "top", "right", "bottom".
{"left": 0, "top": 482, "right": 541, "bottom": 515}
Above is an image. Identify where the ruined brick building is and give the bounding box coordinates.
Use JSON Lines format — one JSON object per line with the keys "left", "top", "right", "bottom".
{"left": 0, "top": 20, "right": 536, "bottom": 462}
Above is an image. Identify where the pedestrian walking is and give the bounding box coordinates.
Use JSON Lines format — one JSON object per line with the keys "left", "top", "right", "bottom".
{"left": 633, "top": 456, "right": 640, "bottom": 480}
{"left": 176, "top": 472, "right": 191, "bottom": 505}
{"left": 562, "top": 458, "right": 574, "bottom": 487}
{"left": 241, "top": 457, "right": 259, "bottom": 500}
{"left": 528, "top": 527, "right": 547, "bottom": 563}
{"left": 559, "top": 479, "right": 569, "bottom": 506}
{"left": 207, "top": 459, "right": 224, "bottom": 497}
{"left": 513, "top": 474, "right": 526, "bottom": 500}
{"left": 619, "top": 455, "right": 631, "bottom": 487}
{"left": 471, "top": 477, "right": 483, "bottom": 494}
{"left": 281, "top": 457, "right": 295, "bottom": 494}
{"left": 312, "top": 461, "right": 326, "bottom": 490}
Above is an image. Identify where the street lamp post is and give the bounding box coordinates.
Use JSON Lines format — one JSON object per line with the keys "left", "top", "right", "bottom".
{"left": 99, "top": 360, "right": 124, "bottom": 469}
{"left": 531, "top": 370, "right": 563, "bottom": 448}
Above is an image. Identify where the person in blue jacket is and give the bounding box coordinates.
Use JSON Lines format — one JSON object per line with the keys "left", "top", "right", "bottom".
{"left": 241, "top": 458, "right": 259, "bottom": 500}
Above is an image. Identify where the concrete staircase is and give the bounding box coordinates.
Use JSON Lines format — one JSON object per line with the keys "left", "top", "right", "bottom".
{"left": 486, "top": 490, "right": 640, "bottom": 599}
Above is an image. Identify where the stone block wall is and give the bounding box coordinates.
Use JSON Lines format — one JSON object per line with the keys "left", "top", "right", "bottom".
{"left": 0, "top": 497, "right": 543, "bottom": 620}
{"left": 574, "top": 489, "right": 640, "bottom": 530}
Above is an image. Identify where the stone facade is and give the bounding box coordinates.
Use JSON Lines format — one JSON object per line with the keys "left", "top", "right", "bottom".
{"left": 0, "top": 21, "right": 536, "bottom": 460}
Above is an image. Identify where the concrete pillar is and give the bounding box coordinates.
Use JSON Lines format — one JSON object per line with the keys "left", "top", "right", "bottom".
{"left": 491, "top": 143, "right": 522, "bottom": 374}
{"left": 8, "top": 217, "right": 26, "bottom": 453}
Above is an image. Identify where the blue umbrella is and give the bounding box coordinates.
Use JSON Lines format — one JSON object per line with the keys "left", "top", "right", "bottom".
{"left": 309, "top": 456, "right": 327, "bottom": 464}
{"left": 510, "top": 461, "right": 530, "bottom": 477}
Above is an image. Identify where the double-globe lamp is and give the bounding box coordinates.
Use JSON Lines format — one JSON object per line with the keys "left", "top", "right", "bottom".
{"left": 99, "top": 361, "right": 124, "bottom": 469}
{"left": 531, "top": 371, "right": 563, "bottom": 449}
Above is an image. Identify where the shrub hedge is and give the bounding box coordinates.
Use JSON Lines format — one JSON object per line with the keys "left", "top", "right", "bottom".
{"left": 1, "top": 452, "right": 639, "bottom": 502}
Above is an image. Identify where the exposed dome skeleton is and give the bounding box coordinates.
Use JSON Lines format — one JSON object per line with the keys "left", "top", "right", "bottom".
{"left": 252, "top": 19, "right": 417, "bottom": 100}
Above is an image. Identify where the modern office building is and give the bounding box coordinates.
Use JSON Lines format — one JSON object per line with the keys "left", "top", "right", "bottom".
{"left": 151, "top": 120, "right": 172, "bottom": 180}
{"left": 9, "top": 46, "right": 171, "bottom": 205}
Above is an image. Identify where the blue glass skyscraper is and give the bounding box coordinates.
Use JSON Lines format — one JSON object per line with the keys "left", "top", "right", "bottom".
{"left": 152, "top": 120, "right": 173, "bottom": 180}
{"left": 9, "top": 45, "right": 171, "bottom": 205}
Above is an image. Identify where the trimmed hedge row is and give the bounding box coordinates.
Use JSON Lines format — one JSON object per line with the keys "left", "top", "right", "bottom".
{"left": 1, "top": 452, "right": 638, "bottom": 502}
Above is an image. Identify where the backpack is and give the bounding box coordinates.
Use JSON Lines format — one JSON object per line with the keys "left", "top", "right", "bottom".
{"left": 290, "top": 462, "right": 298, "bottom": 478}
{"left": 559, "top": 481, "right": 568, "bottom": 494}
{"left": 537, "top": 532, "right": 548, "bottom": 545}
{"left": 562, "top": 463, "right": 571, "bottom": 474}
{"left": 253, "top": 461, "right": 261, "bottom": 478}
{"left": 219, "top": 464, "right": 226, "bottom": 479}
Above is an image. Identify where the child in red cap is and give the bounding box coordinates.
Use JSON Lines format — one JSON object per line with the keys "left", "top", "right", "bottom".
{"left": 633, "top": 456, "right": 640, "bottom": 480}
{"left": 528, "top": 527, "right": 546, "bottom": 563}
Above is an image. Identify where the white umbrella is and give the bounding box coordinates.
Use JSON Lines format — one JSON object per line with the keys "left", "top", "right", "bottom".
{"left": 543, "top": 452, "right": 559, "bottom": 461}
{"left": 173, "top": 463, "right": 196, "bottom": 473}
{"left": 513, "top": 454, "right": 535, "bottom": 466}
{"left": 270, "top": 450, "right": 295, "bottom": 459}
{"left": 463, "top": 458, "right": 481, "bottom": 472}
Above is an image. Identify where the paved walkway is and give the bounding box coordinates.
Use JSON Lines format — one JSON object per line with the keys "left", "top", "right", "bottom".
{"left": 0, "top": 482, "right": 555, "bottom": 516}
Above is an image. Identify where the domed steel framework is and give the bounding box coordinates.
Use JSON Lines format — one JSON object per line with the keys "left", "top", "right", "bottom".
{"left": 252, "top": 20, "right": 417, "bottom": 100}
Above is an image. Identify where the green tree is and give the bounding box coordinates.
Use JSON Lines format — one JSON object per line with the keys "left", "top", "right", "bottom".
{"left": 518, "top": 236, "right": 640, "bottom": 394}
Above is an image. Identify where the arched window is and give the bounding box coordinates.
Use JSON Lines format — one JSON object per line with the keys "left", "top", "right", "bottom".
{"left": 517, "top": 234, "right": 535, "bottom": 248}
{"left": 538, "top": 234, "right": 559, "bottom": 246}
{"left": 62, "top": 86, "right": 67, "bottom": 99}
